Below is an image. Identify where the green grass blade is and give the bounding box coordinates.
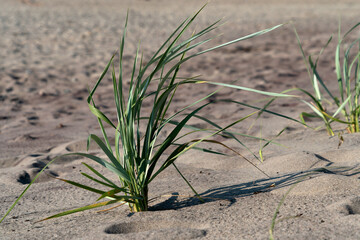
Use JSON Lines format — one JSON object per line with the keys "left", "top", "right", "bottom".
{"left": 165, "top": 23, "right": 220, "bottom": 63}
{"left": 195, "top": 24, "right": 284, "bottom": 56}
{"left": 155, "top": 111, "right": 260, "bottom": 177}
{"left": 204, "top": 81, "right": 296, "bottom": 97}
{"left": 332, "top": 95, "right": 351, "bottom": 118}
{"left": 313, "top": 35, "right": 333, "bottom": 67}
{"left": 191, "top": 114, "right": 260, "bottom": 160}
{"left": 97, "top": 188, "right": 121, "bottom": 201}
{"left": 336, "top": 23, "right": 344, "bottom": 102}
{"left": 88, "top": 104, "right": 116, "bottom": 129}
{"left": 321, "top": 109, "right": 354, "bottom": 124}
{"left": 82, "top": 162, "right": 119, "bottom": 189}
{"left": 309, "top": 57, "right": 338, "bottom": 104}
{"left": 269, "top": 182, "right": 299, "bottom": 240}
{"left": 343, "top": 22, "right": 360, "bottom": 38}
{"left": 137, "top": 5, "right": 210, "bottom": 103}
{"left": 150, "top": 143, "right": 187, "bottom": 182}
{"left": 38, "top": 200, "right": 120, "bottom": 222}
{"left": 223, "top": 99, "right": 307, "bottom": 127}
{"left": 300, "top": 112, "right": 320, "bottom": 124}
{"left": 88, "top": 134, "right": 122, "bottom": 169}
{"left": 159, "top": 25, "right": 284, "bottom": 87}
{"left": 111, "top": 64, "right": 122, "bottom": 125}
{"left": 201, "top": 139, "right": 270, "bottom": 178}
{"left": 87, "top": 54, "right": 115, "bottom": 103}
{"left": 146, "top": 103, "right": 210, "bottom": 181}
{"left": 137, "top": 16, "right": 190, "bottom": 76}
{"left": 312, "top": 70, "right": 321, "bottom": 101}
{"left": 81, "top": 173, "right": 117, "bottom": 189}
{"left": 56, "top": 177, "right": 106, "bottom": 195}
{"left": 173, "top": 163, "right": 204, "bottom": 202}
{"left": 87, "top": 86, "right": 113, "bottom": 152}
{"left": 152, "top": 137, "right": 270, "bottom": 183}
{"left": 75, "top": 152, "right": 130, "bottom": 183}
{"left": 142, "top": 81, "right": 221, "bottom": 162}
{"left": 156, "top": 82, "right": 223, "bottom": 130}
{"left": 167, "top": 117, "right": 280, "bottom": 144}
{"left": 259, "top": 127, "right": 287, "bottom": 162}
{"left": 300, "top": 100, "right": 327, "bottom": 121}
{"left": 293, "top": 25, "right": 312, "bottom": 82}
{"left": 171, "top": 143, "right": 228, "bottom": 156}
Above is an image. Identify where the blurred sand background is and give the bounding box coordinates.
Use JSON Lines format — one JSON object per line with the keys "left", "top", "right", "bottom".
{"left": 1, "top": 0, "right": 360, "bottom": 239}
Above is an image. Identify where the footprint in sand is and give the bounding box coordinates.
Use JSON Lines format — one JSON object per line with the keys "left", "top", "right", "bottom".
{"left": 12, "top": 134, "right": 38, "bottom": 142}
{"left": 328, "top": 196, "right": 360, "bottom": 215}
{"left": 25, "top": 113, "right": 39, "bottom": 125}
{"left": 104, "top": 220, "right": 208, "bottom": 239}
{"left": 52, "top": 106, "right": 75, "bottom": 119}
{"left": 13, "top": 139, "right": 99, "bottom": 185}
{"left": 0, "top": 94, "right": 7, "bottom": 102}
{"left": 0, "top": 115, "right": 11, "bottom": 121}
{"left": 9, "top": 96, "right": 26, "bottom": 112}
{"left": 16, "top": 158, "right": 59, "bottom": 184}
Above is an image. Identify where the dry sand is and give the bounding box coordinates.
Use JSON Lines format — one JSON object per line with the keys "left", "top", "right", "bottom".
{"left": 1, "top": 0, "right": 360, "bottom": 239}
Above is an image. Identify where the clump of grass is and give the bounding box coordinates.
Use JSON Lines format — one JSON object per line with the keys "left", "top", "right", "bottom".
{"left": 294, "top": 22, "right": 360, "bottom": 136}
{"left": 1, "top": 6, "right": 292, "bottom": 223}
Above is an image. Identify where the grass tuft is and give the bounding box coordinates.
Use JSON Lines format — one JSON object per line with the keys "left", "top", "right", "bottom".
{"left": 294, "top": 22, "right": 360, "bottom": 136}
{"left": 1, "top": 6, "right": 290, "bottom": 223}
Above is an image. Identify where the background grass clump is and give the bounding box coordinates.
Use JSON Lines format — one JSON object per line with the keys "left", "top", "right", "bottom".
{"left": 295, "top": 22, "right": 360, "bottom": 136}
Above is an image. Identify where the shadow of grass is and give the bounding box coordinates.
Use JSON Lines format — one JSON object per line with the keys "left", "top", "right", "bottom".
{"left": 150, "top": 164, "right": 360, "bottom": 211}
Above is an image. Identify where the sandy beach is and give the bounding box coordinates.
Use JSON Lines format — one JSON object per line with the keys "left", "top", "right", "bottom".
{"left": 1, "top": 0, "right": 360, "bottom": 239}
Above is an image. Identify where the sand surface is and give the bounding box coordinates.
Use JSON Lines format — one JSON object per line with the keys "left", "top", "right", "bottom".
{"left": 1, "top": 0, "right": 360, "bottom": 239}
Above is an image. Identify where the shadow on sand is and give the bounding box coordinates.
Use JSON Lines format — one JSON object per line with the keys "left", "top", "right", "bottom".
{"left": 150, "top": 163, "right": 360, "bottom": 211}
